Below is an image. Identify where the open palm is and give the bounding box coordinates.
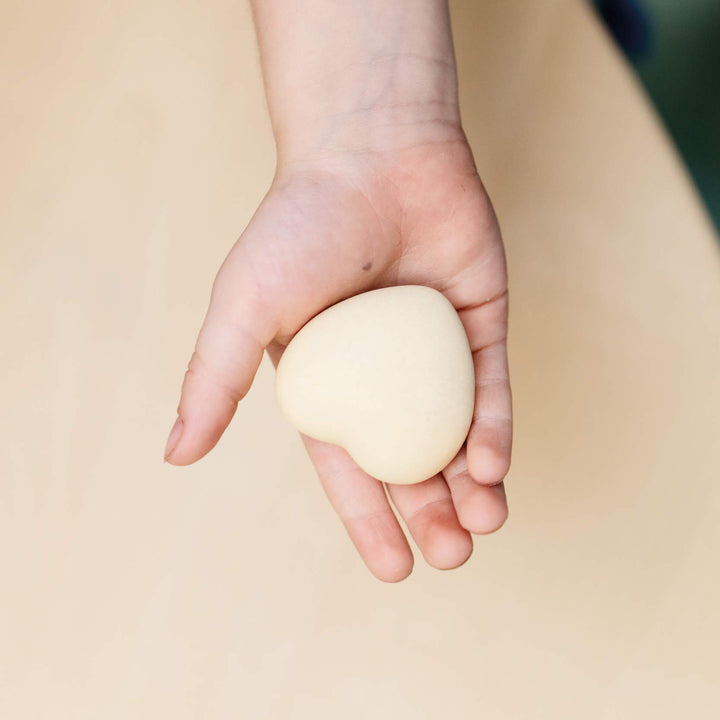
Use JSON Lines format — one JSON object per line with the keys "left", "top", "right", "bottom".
{"left": 165, "top": 139, "right": 512, "bottom": 581}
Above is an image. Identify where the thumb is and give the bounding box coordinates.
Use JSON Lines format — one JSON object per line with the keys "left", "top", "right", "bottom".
{"left": 164, "top": 234, "right": 278, "bottom": 466}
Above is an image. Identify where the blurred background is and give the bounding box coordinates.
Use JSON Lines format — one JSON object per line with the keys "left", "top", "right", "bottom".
{"left": 594, "top": 0, "right": 720, "bottom": 229}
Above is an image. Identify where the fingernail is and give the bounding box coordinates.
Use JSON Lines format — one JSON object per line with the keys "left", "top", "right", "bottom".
{"left": 164, "top": 417, "right": 184, "bottom": 462}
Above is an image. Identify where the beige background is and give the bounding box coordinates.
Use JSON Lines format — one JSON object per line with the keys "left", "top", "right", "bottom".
{"left": 2, "top": 0, "right": 719, "bottom": 717}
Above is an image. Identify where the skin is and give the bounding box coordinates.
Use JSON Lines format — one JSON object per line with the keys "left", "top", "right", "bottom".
{"left": 165, "top": 0, "right": 512, "bottom": 582}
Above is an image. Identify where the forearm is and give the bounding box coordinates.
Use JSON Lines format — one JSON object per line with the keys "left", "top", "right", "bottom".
{"left": 250, "top": 0, "right": 462, "bottom": 165}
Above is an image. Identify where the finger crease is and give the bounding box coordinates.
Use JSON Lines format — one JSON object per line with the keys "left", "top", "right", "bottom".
{"left": 457, "top": 288, "right": 509, "bottom": 313}
{"left": 476, "top": 377, "right": 509, "bottom": 388}
{"left": 406, "top": 497, "right": 451, "bottom": 525}
{"left": 472, "top": 414, "right": 512, "bottom": 425}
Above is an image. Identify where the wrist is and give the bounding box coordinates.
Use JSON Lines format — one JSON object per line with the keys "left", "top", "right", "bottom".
{"left": 275, "top": 54, "right": 463, "bottom": 167}
{"left": 252, "top": 0, "right": 463, "bottom": 167}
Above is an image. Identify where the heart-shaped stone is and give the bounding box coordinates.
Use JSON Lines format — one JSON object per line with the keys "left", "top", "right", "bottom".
{"left": 275, "top": 285, "right": 475, "bottom": 485}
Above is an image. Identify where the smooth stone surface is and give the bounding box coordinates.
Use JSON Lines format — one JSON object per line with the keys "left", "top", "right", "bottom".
{"left": 275, "top": 285, "right": 475, "bottom": 485}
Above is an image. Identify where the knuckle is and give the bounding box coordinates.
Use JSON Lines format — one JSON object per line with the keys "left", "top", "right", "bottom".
{"left": 183, "top": 351, "right": 246, "bottom": 405}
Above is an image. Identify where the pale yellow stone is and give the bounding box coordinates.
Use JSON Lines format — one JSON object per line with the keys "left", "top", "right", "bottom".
{"left": 275, "top": 286, "right": 475, "bottom": 484}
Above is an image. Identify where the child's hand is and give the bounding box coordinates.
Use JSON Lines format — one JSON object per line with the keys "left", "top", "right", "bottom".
{"left": 165, "top": 140, "right": 511, "bottom": 581}
{"left": 166, "top": 0, "right": 512, "bottom": 581}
